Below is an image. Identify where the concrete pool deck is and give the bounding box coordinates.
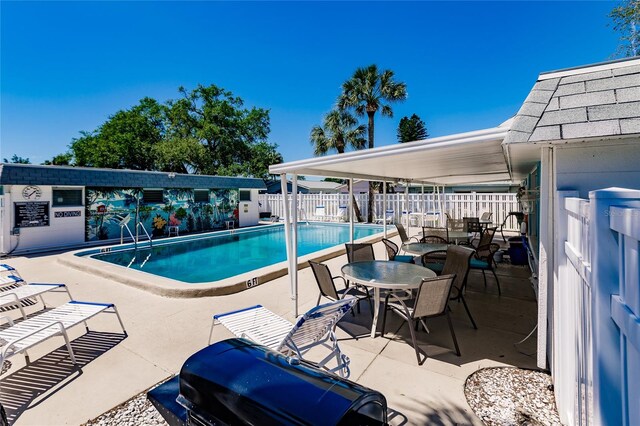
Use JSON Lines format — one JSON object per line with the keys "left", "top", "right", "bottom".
{"left": 1, "top": 229, "right": 537, "bottom": 425}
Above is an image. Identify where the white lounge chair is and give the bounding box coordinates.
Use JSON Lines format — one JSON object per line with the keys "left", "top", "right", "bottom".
{"left": 329, "top": 205, "right": 348, "bottom": 222}
{"left": 209, "top": 297, "right": 357, "bottom": 377}
{"left": 0, "top": 267, "right": 23, "bottom": 288}
{"left": 0, "top": 283, "right": 72, "bottom": 319}
{"left": 0, "top": 265, "right": 73, "bottom": 317}
{"left": 0, "top": 301, "right": 127, "bottom": 367}
{"left": 314, "top": 205, "right": 328, "bottom": 221}
{"left": 375, "top": 209, "right": 395, "bottom": 224}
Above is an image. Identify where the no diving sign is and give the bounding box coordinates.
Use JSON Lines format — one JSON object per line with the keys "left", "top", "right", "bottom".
{"left": 54, "top": 210, "right": 82, "bottom": 218}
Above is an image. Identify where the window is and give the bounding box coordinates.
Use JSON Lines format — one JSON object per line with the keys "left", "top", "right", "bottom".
{"left": 194, "top": 190, "right": 209, "bottom": 203}
{"left": 143, "top": 189, "right": 164, "bottom": 204}
{"left": 239, "top": 190, "right": 251, "bottom": 201}
{"left": 52, "top": 189, "right": 83, "bottom": 207}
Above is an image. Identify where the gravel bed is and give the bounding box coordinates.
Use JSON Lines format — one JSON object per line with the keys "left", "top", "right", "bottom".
{"left": 82, "top": 392, "right": 167, "bottom": 426}
{"left": 465, "top": 367, "right": 562, "bottom": 426}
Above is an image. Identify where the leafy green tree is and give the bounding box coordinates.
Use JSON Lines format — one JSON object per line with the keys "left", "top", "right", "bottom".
{"left": 397, "top": 114, "right": 429, "bottom": 143}
{"left": 323, "top": 177, "right": 344, "bottom": 184}
{"left": 62, "top": 85, "right": 280, "bottom": 178}
{"left": 338, "top": 65, "right": 407, "bottom": 222}
{"left": 153, "top": 137, "right": 209, "bottom": 174}
{"left": 42, "top": 153, "right": 73, "bottom": 165}
{"left": 164, "top": 84, "right": 274, "bottom": 177}
{"left": 70, "top": 97, "right": 164, "bottom": 169}
{"left": 3, "top": 154, "right": 31, "bottom": 164}
{"left": 310, "top": 109, "right": 366, "bottom": 221}
{"left": 218, "top": 141, "right": 283, "bottom": 179}
{"left": 610, "top": 0, "right": 640, "bottom": 57}
{"left": 310, "top": 110, "right": 366, "bottom": 155}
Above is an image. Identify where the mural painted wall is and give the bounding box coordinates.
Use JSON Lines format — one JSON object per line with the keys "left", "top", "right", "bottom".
{"left": 85, "top": 188, "right": 239, "bottom": 241}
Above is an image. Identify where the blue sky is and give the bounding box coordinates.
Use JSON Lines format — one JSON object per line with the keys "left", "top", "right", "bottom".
{"left": 1, "top": 1, "right": 621, "bottom": 165}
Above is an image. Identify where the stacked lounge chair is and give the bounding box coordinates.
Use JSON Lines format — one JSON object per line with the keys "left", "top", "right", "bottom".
{"left": 0, "top": 263, "right": 126, "bottom": 371}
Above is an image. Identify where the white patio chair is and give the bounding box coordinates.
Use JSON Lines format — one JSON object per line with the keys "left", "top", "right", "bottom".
{"left": 209, "top": 297, "right": 357, "bottom": 377}
{"left": 0, "top": 300, "right": 127, "bottom": 367}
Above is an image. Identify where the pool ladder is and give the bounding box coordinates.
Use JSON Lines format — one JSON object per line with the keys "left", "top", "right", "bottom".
{"left": 114, "top": 213, "right": 153, "bottom": 249}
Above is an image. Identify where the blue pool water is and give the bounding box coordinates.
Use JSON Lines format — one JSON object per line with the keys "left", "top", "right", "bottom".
{"left": 88, "top": 223, "right": 383, "bottom": 283}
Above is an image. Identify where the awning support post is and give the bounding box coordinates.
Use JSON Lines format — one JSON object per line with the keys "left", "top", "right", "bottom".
{"left": 382, "top": 180, "right": 387, "bottom": 239}
{"left": 349, "top": 177, "right": 354, "bottom": 243}
{"left": 280, "top": 174, "right": 295, "bottom": 316}
{"left": 421, "top": 184, "right": 425, "bottom": 228}
{"left": 291, "top": 174, "right": 299, "bottom": 317}
{"left": 404, "top": 181, "right": 409, "bottom": 229}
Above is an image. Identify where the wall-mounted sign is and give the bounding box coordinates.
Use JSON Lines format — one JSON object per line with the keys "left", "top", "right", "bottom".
{"left": 14, "top": 201, "right": 50, "bottom": 228}
{"left": 54, "top": 210, "right": 82, "bottom": 218}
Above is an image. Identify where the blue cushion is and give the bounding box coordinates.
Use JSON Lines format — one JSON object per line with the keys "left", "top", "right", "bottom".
{"left": 470, "top": 258, "right": 490, "bottom": 269}
{"left": 423, "top": 262, "right": 444, "bottom": 273}
{"left": 394, "top": 255, "right": 415, "bottom": 263}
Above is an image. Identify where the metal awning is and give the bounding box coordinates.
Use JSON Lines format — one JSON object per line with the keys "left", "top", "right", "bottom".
{"left": 269, "top": 126, "right": 515, "bottom": 185}
{"left": 269, "top": 124, "right": 520, "bottom": 317}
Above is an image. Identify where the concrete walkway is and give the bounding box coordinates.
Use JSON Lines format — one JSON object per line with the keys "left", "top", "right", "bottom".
{"left": 1, "top": 234, "right": 537, "bottom": 425}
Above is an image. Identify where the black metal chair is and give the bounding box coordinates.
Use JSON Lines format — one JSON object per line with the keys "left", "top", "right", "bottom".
{"left": 421, "top": 249, "right": 447, "bottom": 274}
{"left": 499, "top": 211, "right": 525, "bottom": 241}
{"left": 463, "top": 217, "right": 482, "bottom": 239}
{"left": 382, "top": 238, "right": 414, "bottom": 263}
{"left": 380, "top": 274, "right": 460, "bottom": 365}
{"left": 420, "top": 235, "right": 449, "bottom": 244}
{"left": 422, "top": 226, "right": 449, "bottom": 243}
{"left": 469, "top": 243, "right": 502, "bottom": 295}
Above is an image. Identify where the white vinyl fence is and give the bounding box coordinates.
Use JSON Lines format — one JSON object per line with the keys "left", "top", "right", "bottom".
{"left": 258, "top": 193, "right": 521, "bottom": 231}
{"left": 555, "top": 188, "right": 640, "bottom": 425}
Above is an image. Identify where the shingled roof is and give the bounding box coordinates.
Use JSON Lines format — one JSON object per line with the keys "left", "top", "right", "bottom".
{"left": 0, "top": 163, "right": 266, "bottom": 190}
{"left": 504, "top": 57, "right": 640, "bottom": 144}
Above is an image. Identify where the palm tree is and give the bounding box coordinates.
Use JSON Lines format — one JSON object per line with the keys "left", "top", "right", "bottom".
{"left": 310, "top": 109, "right": 366, "bottom": 221}
{"left": 338, "top": 64, "right": 407, "bottom": 222}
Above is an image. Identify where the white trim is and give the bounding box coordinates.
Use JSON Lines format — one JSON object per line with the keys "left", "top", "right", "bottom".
{"left": 538, "top": 57, "right": 640, "bottom": 81}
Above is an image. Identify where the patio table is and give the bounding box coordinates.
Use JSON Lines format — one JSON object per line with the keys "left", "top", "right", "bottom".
{"left": 341, "top": 260, "right": 436, "bottom": 338}
{"left": 402, "top": 242, "right": 449, "bottom": 256}
{"left": 448, "top": 230, "right": 472, "bottom": 244}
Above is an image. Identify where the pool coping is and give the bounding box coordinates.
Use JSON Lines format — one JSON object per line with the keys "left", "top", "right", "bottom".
{"left": 58, "top": 223, "right": 396, "bottom": 298}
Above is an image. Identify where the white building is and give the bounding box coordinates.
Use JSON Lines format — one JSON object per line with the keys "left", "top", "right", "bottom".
{"left": 0, "top": 164, "right": 265, "bottom": 254}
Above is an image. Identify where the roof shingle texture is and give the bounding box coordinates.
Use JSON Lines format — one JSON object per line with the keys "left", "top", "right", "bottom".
{"left": 0, "top": 164, "right": 266, "bottom": 189}
{"left": 504, "top": 59, "right": 640, "bottom": 144}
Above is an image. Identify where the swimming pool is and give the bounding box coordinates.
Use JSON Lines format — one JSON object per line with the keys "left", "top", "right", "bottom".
{"left": 82, "top": 223, "right": 384, "bottom": 283}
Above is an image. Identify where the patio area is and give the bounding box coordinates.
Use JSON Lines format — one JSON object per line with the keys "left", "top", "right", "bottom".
{"left": 0, "top": 228, "right": 537, "bottom": 425}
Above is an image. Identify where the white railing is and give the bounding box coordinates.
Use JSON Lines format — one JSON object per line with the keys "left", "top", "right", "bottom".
{"left": 258, "top": 192, "right": 521, "bottom": 231}
{"left": 555, "top": 188, "right": 640, "bottom": 425}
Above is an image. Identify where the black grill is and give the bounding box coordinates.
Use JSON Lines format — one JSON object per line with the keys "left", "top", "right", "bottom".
{"left": 148, "top": 338, "right": 388, "bottom": 426}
